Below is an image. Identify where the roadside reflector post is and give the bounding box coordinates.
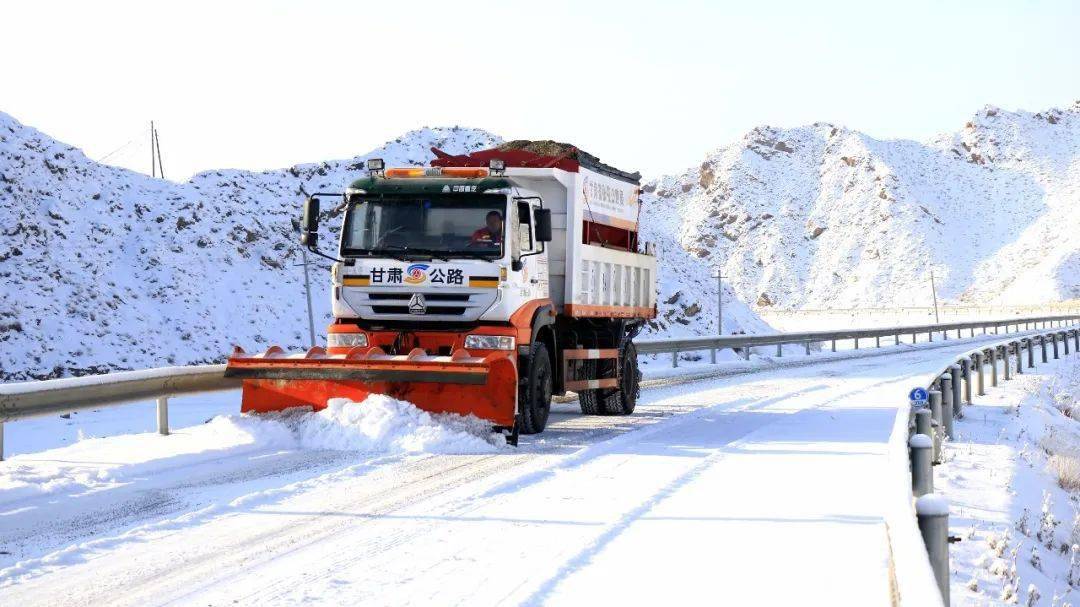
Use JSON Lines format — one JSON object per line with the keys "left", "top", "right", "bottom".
{"left": 929, "top": 391, "right": 944, "bottom": 462}
{"left": 157, "top": 396, "right": 170, "bottom": 436}
{"left": 949, "top": 364, "right": 963, "bottom": 418}
{"left": 975, "top": 353, "right": 985, "bottom": 396}
{"left": 910, "top": 433, "right": 933, "bottom": 497}
{"left": 917, "top": 494, "right": 951, "bottom": 607}
{"left": 940, "top": 376, "right": 955, "bottom": 438}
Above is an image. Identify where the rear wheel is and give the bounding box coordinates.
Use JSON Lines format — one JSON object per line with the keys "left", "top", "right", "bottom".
{"left": 603, "top": 341, "right": 640, "bottom": 415}
{"left": 518, "top": 343, "right": 553, "bottom": 434}
{"left": 577, "top": 360, "right": 605, "bottom": 414}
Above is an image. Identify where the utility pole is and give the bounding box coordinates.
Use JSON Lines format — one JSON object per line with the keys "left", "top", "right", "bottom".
{"left": 293, "top": 218, "right": 317, "bottom": 347}
{"left": 930, "top": 269, "right": 941, "bottom": 324}
{"left": 714, "top": 265, "right": 723, "bottom": 335}
{"left": 150, "top": 121, "right": 157, "bottom": 178}
{"left": 154, "top": 126, "right": 165, "bottom": 179}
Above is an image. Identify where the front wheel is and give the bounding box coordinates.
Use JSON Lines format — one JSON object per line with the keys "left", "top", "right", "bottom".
{"left": 518, "top": 342, "right": 553, "bottom": 434}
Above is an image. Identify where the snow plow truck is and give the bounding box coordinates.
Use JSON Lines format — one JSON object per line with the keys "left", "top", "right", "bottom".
{"left": 225, "top": 141, "right": 657, "bottom": 442}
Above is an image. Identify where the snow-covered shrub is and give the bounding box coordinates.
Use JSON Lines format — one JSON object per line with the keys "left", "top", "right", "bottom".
{"left": 1050, "top": 455, "right": 1080, "bottom": 492}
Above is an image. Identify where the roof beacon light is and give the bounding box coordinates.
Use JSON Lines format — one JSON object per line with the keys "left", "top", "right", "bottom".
{"left": 489, "top": 158, "right": 506, "bottom": 175}
{"left": 366, "top": 158, "right": 385, "bottom": 174}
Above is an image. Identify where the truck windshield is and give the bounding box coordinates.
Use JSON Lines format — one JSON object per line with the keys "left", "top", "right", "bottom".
{"left": 341, "top": 194, "right": 506, "bottom": 259}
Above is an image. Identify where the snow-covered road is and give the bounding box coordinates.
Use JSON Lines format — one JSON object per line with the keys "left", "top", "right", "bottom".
{"left": 0, "top": 335, "right": 1030, "bottom": 606}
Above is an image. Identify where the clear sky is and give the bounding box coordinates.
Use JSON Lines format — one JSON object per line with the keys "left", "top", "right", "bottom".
{"left": 3, "top": 0, "right": 1079, "bottom": 180}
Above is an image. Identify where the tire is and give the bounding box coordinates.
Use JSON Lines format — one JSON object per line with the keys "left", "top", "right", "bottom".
{"left": 603, "top": 341, "right": 640, "bottom": 416}
{"left": 518, "top": 342, "right": 553, "bottom": 434}
{"left": 577, "top": 360, "right": 605, "bottom": 415}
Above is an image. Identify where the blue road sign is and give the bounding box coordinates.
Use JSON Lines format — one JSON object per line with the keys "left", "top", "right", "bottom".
{"left": 909, "top": 387, "right": 929, "bottom": 404}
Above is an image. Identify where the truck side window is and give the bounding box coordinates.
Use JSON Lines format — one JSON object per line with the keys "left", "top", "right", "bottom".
{"left": 517, "top": 201, "right": 534, "bottom": 253}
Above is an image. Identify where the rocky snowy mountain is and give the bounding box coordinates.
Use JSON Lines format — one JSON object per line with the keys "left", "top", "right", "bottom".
{"left": 0, "top": 113, "right": 768, "bottom": 380}
{"left": 642, "top": 102, "right": 1080, "bottom": 310}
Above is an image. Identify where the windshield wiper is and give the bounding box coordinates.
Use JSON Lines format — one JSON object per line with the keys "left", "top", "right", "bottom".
{"left": 448, "top": 251, "right": 498, "bottom": 263}
{"left": 366, "top": 245, "right": 450, "bottom": 262}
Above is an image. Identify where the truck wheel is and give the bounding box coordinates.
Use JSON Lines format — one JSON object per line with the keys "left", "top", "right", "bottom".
{"left": 577, "top": 360, "right": 604, "bottom": 415}
{"left": 603, "top": 342, "right": 640, "bottom": 415}
{"left": 518, "top": 343, "right": 553, "bottom": 434}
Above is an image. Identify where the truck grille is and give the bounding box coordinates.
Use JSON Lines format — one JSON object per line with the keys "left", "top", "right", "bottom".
{"left": 341, "top": 289, "right": 497, "bottom": 322}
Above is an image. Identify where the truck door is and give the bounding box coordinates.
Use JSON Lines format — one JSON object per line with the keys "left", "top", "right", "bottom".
{"left": 516, "top": 199, "right": 549, "bottom": 300}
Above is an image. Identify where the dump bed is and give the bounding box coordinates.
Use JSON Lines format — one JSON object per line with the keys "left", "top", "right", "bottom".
{"left": 432, "top": 142, "right": 657, "bottom": 319}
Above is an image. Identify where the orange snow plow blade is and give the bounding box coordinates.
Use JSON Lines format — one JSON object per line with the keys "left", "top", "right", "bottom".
{"left": 224, "top": 346, "right": 518, "bottom": 427}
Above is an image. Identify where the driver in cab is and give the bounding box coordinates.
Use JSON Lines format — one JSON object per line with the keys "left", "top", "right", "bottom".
{"left": 470, "top": 211, "right": 503, "bottom": 247}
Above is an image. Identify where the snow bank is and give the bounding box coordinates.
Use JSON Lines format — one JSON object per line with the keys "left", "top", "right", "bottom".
{"left": 0, "top": 396, "right": 501, "bottom": 509}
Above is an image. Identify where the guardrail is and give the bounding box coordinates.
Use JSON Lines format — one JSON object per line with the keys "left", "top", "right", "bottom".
{"left": 636, "top": 315, "right": 1080, "bottom": 366}
{"left": 900, "top": 324, "right": 1080, "bottom": 606}
{"left": 1, "top": 314, "right": 1078, "bottom": 461}
{"left": 0, "top": 365, "right": 238, "bottom": 459}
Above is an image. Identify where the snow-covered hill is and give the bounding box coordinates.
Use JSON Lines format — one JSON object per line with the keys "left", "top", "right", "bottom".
{"left": 0, "top": 113, "right": 767, "bottom": 380}
{"left": 643, "top": 102, "right": 1080, "bottom": 310}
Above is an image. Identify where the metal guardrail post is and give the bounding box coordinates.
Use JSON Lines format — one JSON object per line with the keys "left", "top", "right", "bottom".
{"left": 1002, "top": 346, "right": 1012, "bottom": 381}
{"left": 1026, "top": 339, "right": 1034, "bottom": 369}
{"left": 929, "top": 391, "right": 944, "bottom": 463}
{"left": 1041, "top": 336, "right": 1048, "bottom": 363}
{"left": 962, "top": 359, "right": 972, "bottom": 404}
{"left": 974, "top": 352, "right": 985, "bottom": 396}
{"left": 672, "top": 350, "right": 679, "bottom": 368}
{"left": 854, "top": 337, "right": 859, "bottom": 350}
{"left": 875, "top": 335, "right": 880, "bottom": 348}
{"left": 1065, "top": 331, "right": 1072, "bottom": 355}
{"left": 804, "top": 342, "right": 811, "bottom": 356}
{"left": 156, "top": 396, "right": 169, "bottom": 436}
{"left": 915, "top": 408, "right": 932, "bottom": 440}
{"left": 917, "top": 494, "right": 950, "bottom": 607}
{"left": 0, "top": 422, "right": 4, "bottom": 461}
{"left": 830, "top": 339, "right": 836, "bottom": 352}
{"left": 776, "top": 344, "right": 782, "bottom": 357}
{"left": 949, "top": 365, "right": 963, "bottom": 417}
{"left": 1053, "top": 333, "right": 1059, "bottom": 360}
{"left": 910, "top": 433, "right": 933, "bottom": 497}
{"left": 710, "top": 348, "right": 716, "bottom": 364}
{"left": 940, "top": 376, "right": 955, "bottom": 438}
{"left": 928, "top": 330, "right": 933, "bottom": 342}
{"left": 1074, "top": 329, "right": 1079, "bottom": 351}
{"left": 989, "top": 348, "right": 998, "bottom": 386}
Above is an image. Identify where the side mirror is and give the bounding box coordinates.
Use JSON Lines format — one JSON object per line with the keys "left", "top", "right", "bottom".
{"left": 511, "top": 259, "right": 523, "bottom": 272}
{"left": 300, "top": 197, "right": 320, "bottom": 247}
{"left": 535, "top": 208, "right": 553, "bottom": 242}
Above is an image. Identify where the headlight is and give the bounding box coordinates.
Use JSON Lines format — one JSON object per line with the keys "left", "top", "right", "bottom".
{"left": 464, "top": 335, "right": 515, "bottom": 351}
{"left": 327, "top": 332, "right": 368, "bottom": 348}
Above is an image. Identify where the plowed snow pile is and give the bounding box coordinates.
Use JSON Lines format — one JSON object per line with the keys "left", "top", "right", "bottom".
{"left": 290, "top": 397, "right": 503, "bottom": 454}
{"left": 0, "top": 397, "right": 501, "bottom": 509}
